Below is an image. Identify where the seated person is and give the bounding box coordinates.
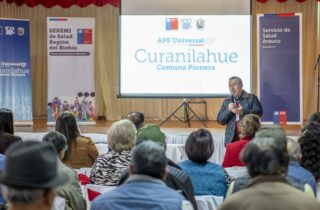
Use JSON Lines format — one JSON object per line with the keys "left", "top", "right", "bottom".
{"left": 223, "top": 114, "right": 260, "bottom": 167}
{"left": 92, "top": 141, "right": 193, "bottom": 210}
{"left": 90, "top": 120, "right": 136, "bottom": 186}
{"left": 0, "top": 108, "right": 14, "bottom": 134}
{"left": 178, "top": 129, "right": 230, "bottom": 197}
{"left": 118, "top": 124, "right": 197, "bottom": 210}
{"left": 43, "top": 131, "right": 86, "bottom": 210}
{"left": 126, "top": 111, "right": 144, "bottom": 130}
{"left": 55, "top": 112, "right": 99, "bottom": 169}
{"left": 287, "top": 137, "right": 317, "bottom": 196}
{"left": 219, "top": 138, "right": 320, "bottom": 210}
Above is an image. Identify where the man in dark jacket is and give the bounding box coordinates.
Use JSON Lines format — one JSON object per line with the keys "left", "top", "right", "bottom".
{"left": 217, "top": 76, "right": 263, "bottom": 145}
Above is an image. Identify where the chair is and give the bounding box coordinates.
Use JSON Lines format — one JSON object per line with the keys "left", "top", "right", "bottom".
{"left": 85, "top": 184, "right": 117, "bottom": 210}
{"left": 52, "top": 196, "right": 65, "bottom": 210}
{"left": 224, "top": 166, "right": 248, "bottom": 179}
{"left": 195, "top": 195, "right": 224, "bottom": 210}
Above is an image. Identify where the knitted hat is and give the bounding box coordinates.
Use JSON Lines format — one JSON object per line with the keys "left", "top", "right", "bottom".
{"left": 137, "top": 124, "right": 166, "bottom": 146}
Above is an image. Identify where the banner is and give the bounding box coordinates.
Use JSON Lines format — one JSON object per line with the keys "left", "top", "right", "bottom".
{"left": 47, "top": 17, "right": 95, "bottom": 124}
{"left": 0, "top": 19, "right": 33, "bottom": 124}
{"left": 258, "top": 14, "right": 302, "bottom": 124}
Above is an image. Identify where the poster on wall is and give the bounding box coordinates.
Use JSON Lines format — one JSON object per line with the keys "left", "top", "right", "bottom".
{"left": 47, "top": 17, "right": 95, "bottom": 125}
{"left": 0, "top": 19, "right": 33, "bottom": 124}
{"left": 258, "top": 13, "right": 302, "bottom": 124}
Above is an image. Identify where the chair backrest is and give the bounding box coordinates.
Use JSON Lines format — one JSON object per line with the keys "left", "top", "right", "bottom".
{"left": 224, "top": 166, "right": 248, "bottom": 179}
{"left": 86, "top": 184, "right": 117, "bottom": 210}
{"left": 195, "top": 195, "right": 223, "bottom": 210}
{"left": 52, "top": 196, "right": 65, "bottom": 210}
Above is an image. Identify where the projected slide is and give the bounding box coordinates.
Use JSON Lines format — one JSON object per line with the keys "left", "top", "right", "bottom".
{"left": 120, "top": 15, "right": 251, "bottom": 97}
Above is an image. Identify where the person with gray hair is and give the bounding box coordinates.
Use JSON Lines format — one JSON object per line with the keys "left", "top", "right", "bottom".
{"left": 90, "top": 119, "right": 137, "bottom": 186}
{"left": 217, "top": 76, "right": 263, "bottom": 145}
{"left": 287, "top": 138, "right": 317, "bottom": 195}
{"left": 218, "top": 138, "right": 320, "bottom": 210}
{"left": 227, "top": 126, "right": 314, "bottom": 196}
{"left": 92, "top": 141, "right": 193, "bottom": 210}
{"left": 43, "top": 131, "right": 86, "bottom": 210}
{"left": 0, "top": 141, "right": 68, "bottom": 210}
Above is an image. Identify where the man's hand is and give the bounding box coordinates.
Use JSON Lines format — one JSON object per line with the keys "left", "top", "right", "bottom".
{"left": 228, "top": 103, "right": 236, "bottom": 112}
{"left": 232, "top": 105, "right": 244, "bottom": 116}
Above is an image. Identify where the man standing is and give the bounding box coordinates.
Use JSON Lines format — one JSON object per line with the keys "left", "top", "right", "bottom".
{"left": 217, "top": 76, "right": 263, "bottom": 145}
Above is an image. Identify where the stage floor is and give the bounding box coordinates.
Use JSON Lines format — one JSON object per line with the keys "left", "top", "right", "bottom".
{"left": 15, "top": 119, "right": 302, "bottom": 136}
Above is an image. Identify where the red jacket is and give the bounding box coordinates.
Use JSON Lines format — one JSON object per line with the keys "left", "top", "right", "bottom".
{"left": 222, "top": 136, "right": 252, "bottom": 167}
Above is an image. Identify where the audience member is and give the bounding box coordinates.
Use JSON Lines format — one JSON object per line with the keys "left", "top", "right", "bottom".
{"left": 55, "top": 112, "right": 98, "bottom": 169}
{"left": 43, "top": 131, "right": 86, "bottom": 210}
{"left": 127, "top": 111, "right": 144, "bottom": 130}
{"left": 92, "top": 141, "right": 193, "bottom": 210}
{"left": 0, "top": 141, "right": 68, "bottom": 210}
{"left": 287, "top": 137, "right": 317, "bottom": 195}
{"left": 119, "top": 124, "right": 198, "bottom": 210}
{"left": 0, "top": 108, "right": 14, "bottom": 134}
{"left": 0, "top": 133, "right": 22, "bottom": 154}
{"left": 228, "top": 126, "right": 314, "bottom": 196}
{"left": 178, "top": 129, "right": 230, "bottom": 197}
{"left": 299, "top": 123, "right": 320, "bottom": 182}
{"left": 218, "top": 138, "right": 320, "bottom": 210}
{"left": 222, "top": 114, "right": 260, "bottom": 167}
{"left": 90, "top": 120, "right": 136, "bottom": 185}
{"left": 308, "top": 112, "right": 320, "bottom": 124}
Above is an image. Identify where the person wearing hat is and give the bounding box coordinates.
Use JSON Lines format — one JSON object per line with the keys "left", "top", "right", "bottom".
{"left": 119, "top": 124, "right": 198, "bottom": 210}
{"left": 0, "top": 141, "right": 68, "bottom": 210}
{"left": 43, "top": 131, "right": 86, "bottom": 210}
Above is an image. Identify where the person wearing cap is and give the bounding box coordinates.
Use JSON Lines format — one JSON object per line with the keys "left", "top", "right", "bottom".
{"left": 0, "top": 141, "right": 68, "bottom": 210}
{"left": 43, "top": 131, "right": 86, "bottom": 210}
{"left": 90, "top": 120, "right": 136, "bottom": 186}
{"left": 92, "top": 141, "right": 194, "bottom": 210}
{"left": 119, "top": 124, "right": 198, "bottom": 210}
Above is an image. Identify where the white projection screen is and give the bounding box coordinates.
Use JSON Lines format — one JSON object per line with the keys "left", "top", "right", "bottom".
{"left": 119, "top": 0, "right": 252, "bottom": 97}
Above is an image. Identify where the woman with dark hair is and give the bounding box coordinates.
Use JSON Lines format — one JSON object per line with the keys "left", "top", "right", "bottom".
{"left": 0, "top": 108, "right": 14, "bottom": 134}
{"left": 222, "top": 114, "right": 261, "bottom": 167}
{"left": 55, "top": 112, "right": 98, "bottom": 169}
{"left": 178, "top": 129, "right": 230, "bottom": 196}
{"left": 299, "top": 123, "right": 320, "bottom": 182}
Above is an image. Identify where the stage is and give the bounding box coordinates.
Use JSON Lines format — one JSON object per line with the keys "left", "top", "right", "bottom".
{"left": 15, "top": 119, "right": 303, "bottom": 136}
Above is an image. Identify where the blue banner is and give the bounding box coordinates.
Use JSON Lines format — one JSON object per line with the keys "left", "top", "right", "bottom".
{"left": 258, "top": 14, "right": 301, "bottom": 123}
{"left": 0, "top": 19, "right": 32, "bottom": 121}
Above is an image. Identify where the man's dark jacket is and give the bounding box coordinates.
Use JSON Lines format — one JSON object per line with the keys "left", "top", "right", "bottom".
{"left": 217, "top": 91, "right": 263, "bottom": 145}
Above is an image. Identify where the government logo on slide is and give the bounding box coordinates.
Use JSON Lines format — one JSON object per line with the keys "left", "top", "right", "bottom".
{"left": 77, "top": 29, "right": 92, "bottom": 44}
{"left": 166, "top": 18, "right": 179, "bottom": 30}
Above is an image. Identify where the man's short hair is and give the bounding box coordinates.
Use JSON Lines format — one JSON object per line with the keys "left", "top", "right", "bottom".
{"left": 286, "top": 137, "right": 301, "bottom": 160}
{"left": 2, "top": 185, "right": 48, "bottom": 204}
{"left": 185, "top": 129, "right": 214, "bottom": 163}
{"left": 42, "top": 131, "right": 67, "bottom": 154}
{"left": 241, "top": 137, "right": 289, "bottom": 177}
{"left": 229, "top": 76, "right": 243, "bottom": 86}
{"left": 131, "top": 141, "right": 167, "bottom": 179}
{"left": 255, "top": 125, "right": 287, "bottom": 151}
{"left": 308, "top": 112, "right": 320, "bottom": 124}
{"left": 127, "top": 111, "right": 144, "bottom": 129}
{"left": 108, "top": 119, "right": 137, "bottom": 151}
